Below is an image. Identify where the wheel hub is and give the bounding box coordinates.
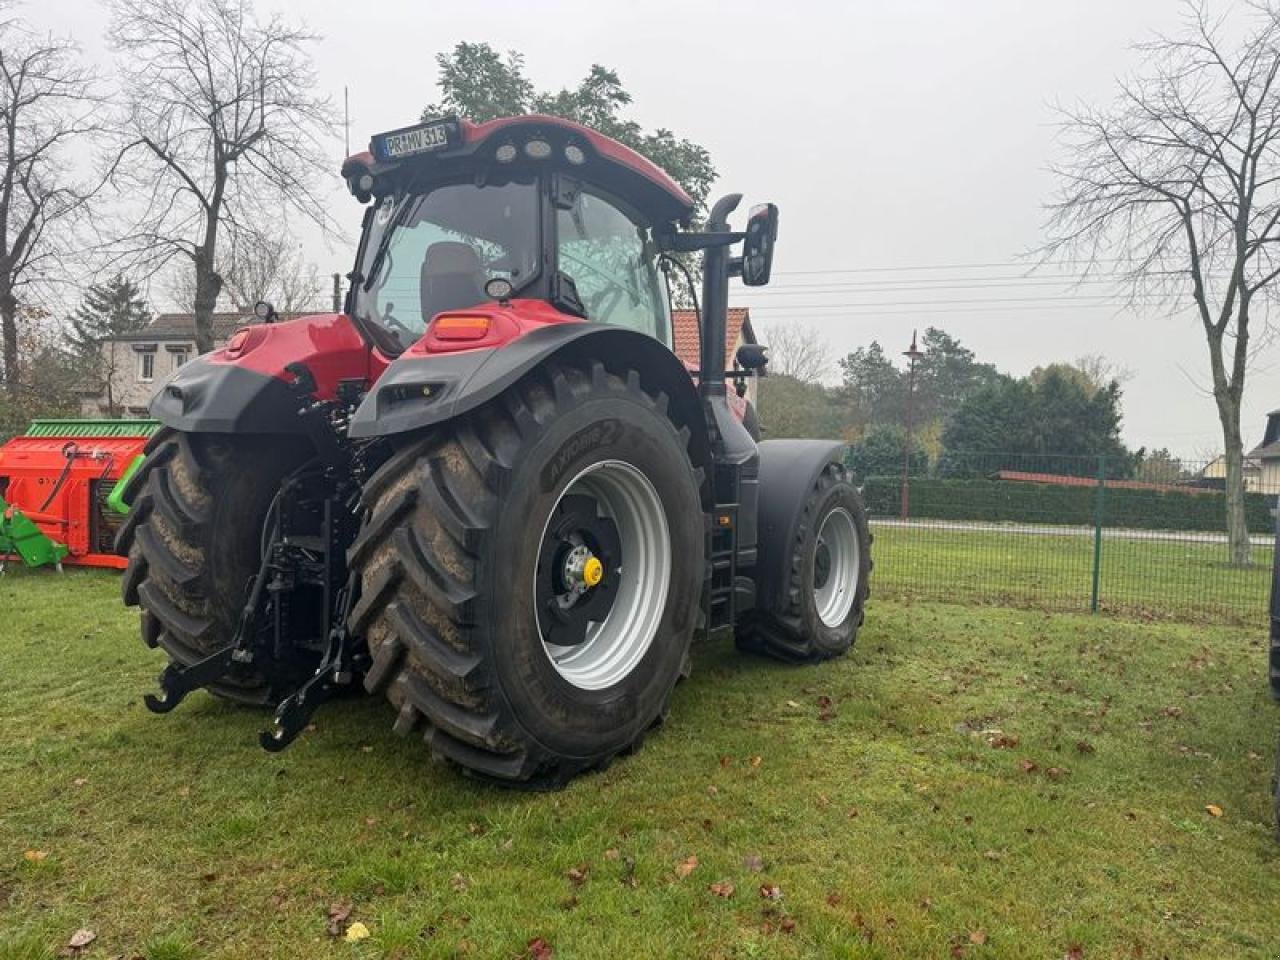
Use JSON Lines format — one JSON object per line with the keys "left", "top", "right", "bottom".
{"left": 536, "top": 494, "right": 621, "bottom": 648}
{"left": 534, "top": 460, "right": 672, "bottom": 690}
{"left": 812, "top": 506, "right": 860, "bottom": 628}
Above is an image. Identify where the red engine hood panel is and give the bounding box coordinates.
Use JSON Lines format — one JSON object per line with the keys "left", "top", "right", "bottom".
{"left": 206, "top": 314, "right": 391, "bottom": 399}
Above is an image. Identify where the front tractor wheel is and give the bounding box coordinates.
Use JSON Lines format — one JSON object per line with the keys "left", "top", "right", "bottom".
{"left": 349, "top": 361, "right": 705, "bottom": 787}
{"left": 116, "top": 429, "right": 312, "bottom": 703}
{"left": 737, "top": 464, "right": 872, "bottom": 663}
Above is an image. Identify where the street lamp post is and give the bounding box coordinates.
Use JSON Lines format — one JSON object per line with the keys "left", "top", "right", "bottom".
{"left": 901, "top": 330, "right": 924, "bottom": 520}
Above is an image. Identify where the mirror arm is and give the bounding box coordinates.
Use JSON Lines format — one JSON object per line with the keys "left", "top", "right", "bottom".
{"left": 655, "top": 231, "right": 744, "bottom": 253}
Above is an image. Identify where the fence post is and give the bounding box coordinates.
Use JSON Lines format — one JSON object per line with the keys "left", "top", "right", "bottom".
{"left": 1269, "top": 499, "right": 1280, "bottom": 699}
{"left": 1090, "top": 454, "right": 1107, "bottom": 614}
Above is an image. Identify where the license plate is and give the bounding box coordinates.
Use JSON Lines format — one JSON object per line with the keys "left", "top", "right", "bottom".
{"left": 381, "top": 123, "right": 452, "bottom": 159}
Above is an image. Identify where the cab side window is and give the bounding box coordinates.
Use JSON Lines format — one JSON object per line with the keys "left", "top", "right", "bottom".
{"left": 557, "top": 189, "right": 670, "bottom": 344}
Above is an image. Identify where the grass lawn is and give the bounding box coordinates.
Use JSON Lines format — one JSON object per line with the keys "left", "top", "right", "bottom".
{"left": 871, "top": 522, "right": 1275, "bottom": 625}
{"left": 2, "top": 566, "right": 1280, "bottom": 959}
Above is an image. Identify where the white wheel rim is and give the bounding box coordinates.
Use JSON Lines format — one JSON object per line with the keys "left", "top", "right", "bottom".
{"left": 813, "top": 506, "right": 859, "bottom": 627}
{"left": 535, "top": 460, "right": 671, "bottom": 690}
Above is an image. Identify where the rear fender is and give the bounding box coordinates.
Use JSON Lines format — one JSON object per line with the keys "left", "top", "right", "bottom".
{"left": 752, "top": 439, "right": 847, "bottom": 613}
{"left": 347, "top": 324, "right": 711, "bottom": 478}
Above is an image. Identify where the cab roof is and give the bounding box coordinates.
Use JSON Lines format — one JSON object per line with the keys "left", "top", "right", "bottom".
{"left": 341, "top": 114, "right": 696, "bottom": 226}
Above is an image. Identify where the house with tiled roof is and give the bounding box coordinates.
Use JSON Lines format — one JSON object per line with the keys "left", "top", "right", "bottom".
{"left": 1247, "top": 408, "right": 1280, "bottom": 495}
{"left": 80, "top": 312, "right": 262, "bottom": 416}
{"left": 671, "top": 307, "right": 758, "bottom": 406}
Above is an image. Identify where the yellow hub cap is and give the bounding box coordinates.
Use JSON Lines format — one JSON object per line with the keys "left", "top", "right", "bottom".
{"left": 582, "top": 556, "right": 604, "bottom": 588}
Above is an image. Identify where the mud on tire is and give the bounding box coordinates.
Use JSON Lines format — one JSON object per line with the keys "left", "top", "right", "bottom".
{"left": 735, "top": 463, "right": 872, "bottom": 663}
{"left": 116, "top": 429, "right": 309, "bottom": 704}
{"left": 348, "top": 359, "right": 705, "bottom": 787}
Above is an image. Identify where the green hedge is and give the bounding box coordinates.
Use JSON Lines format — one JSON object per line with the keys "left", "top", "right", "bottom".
{"left": 860, "top": 476, "right": 1276, "bottom": 533}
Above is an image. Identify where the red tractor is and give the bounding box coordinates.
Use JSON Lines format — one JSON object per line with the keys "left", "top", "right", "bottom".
{"left": 118, "top": 114, "right": 872, "bottom": 786}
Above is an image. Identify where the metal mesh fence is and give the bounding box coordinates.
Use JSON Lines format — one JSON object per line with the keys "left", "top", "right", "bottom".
{"left": 855, "top": 452, "right": 1278, "bottom": 625}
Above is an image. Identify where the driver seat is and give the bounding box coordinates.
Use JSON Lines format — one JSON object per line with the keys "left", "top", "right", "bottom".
{"left": 420, "top": 241, "right": 487, "bottom": 321}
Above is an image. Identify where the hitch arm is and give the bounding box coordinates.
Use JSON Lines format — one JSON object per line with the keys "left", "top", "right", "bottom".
{"left": 143, "top": 645, "right": 240, "bottom": 713}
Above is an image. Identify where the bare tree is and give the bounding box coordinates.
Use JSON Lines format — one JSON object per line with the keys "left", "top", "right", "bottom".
{"left": 758, "top": 321, "right": 832, "bottom": 383}
{"left": 1045, "top": 1, "right": 1280, "bottom": 565}
{"left": 0, "top": 11, "right": 98, "bottom": 396}
{"left": 105, "top": 0, "right": 335, "bottom": 353}
{"left": 1075, "top": 353, "right": 1135, "bottom": 391}
{"left": 222, "top": 231, "right": 324, "bottom": 314}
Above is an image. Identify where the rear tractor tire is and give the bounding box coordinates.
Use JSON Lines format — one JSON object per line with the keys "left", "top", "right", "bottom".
{"left": 117, "top": 429, "right": 311, "bottom": 704}
{"left": 348, "top": 360, "right": 705, "bottom": 787}
{"left": 736, "top": 463, "right": 872, "bottom": 663}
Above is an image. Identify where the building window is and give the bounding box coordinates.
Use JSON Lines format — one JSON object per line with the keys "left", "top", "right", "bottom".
{"left": 171, "top": 348, "right": 189, "bottom": 370}
{"left": 137, "top": 351, "right": 155, "bottom": 382}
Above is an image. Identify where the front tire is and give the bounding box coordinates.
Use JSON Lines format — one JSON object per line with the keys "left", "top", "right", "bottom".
{"left": 116, "top": 429, "right": 311, "bottom": 703}
{"left": 736, "top": 463, "right": 872, "bottom": 663}
{"left": 349, "top": 360, "right": 705, "bottom": 787}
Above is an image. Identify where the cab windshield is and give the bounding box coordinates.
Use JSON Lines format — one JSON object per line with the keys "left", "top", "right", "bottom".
{"left": 353, "top": 176, "right": 540, "bottom": 350}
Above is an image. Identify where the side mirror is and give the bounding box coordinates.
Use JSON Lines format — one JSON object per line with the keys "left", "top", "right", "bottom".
{"left": 736, "top": 342, "right": 769, "bottom": 372}
{"left": 740, "top": 203, "right": 779, "bottom": 287}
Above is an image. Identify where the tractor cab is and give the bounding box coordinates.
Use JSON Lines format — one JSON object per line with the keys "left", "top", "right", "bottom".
{"left": 341, "top": 115, "right": 692, "bottom": 356}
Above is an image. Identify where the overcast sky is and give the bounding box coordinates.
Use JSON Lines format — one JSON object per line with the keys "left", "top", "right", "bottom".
{"left": 26, "top": 0, "right": 1280, "bottom": 458}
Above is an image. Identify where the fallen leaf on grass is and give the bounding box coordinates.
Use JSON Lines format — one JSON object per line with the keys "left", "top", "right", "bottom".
{"left": 675, "top": 855, "right": 699, "bottom": 878}
{"left": 1076, "top": 740, "right": 1096, "bottom": 755}
{"left": 969, "top": 929, "right": 988, "bottom": 945}
{"left": 566, "top": 864, "right": 588, "bottom": 886}
{"left": 344, "top": 921, "right": 370, "bottom": 943}
{"left": 1019, "top": 759, "right": 1038, "bottom": 773}
{"left": 1161, "top": 706, "right": 1182, "bottom": 718}
{"left": 526, "top": 936, "right": 554, "bottom": 959}
{"left": 742, "top": 854, "right": 764, "bottom": 872}
{"left": 749, "top": 755, "right": 763, "bottom": 769}
{"left": 983, "top": 850, "right": 1002, "bottom": 861}
{"left": 67, "top": 929, "right": 96, "bottom": 950}
{"left": 1205, "top": 804, "right": 1224, "bottom": 818}
{"left": 1046, "top": 767, "right": 1068, "bottom": 780}
{"left": 759, "top": 884, "right": 783, "bottom": 901}
{"left": 23, "top": 850, "right": 48, "bottom": 862}
{"left": 326, "top": 901, "right": 352, "bottom": 937}
{"left": 1065, "top": 945, "right": 1084, "bottom": 960}
{"left": 785, "top": 699, "right": 801, "bottom": 709}
{"left": 451, "top": 873, "right": 469, "bottom": 892}
{"left": 603, "top": 848, "right": 619, "bottom": 861}
{"left": 826, "top": 892, "right": 842, "bottom": 906}
{"left": 72, "top": 778, "right": 88, "bottom": 787}
{"left": 991, "top": 734, "right": 1019, "bottom": 749}
{"left": 780, "top": 917, "right": 796, "bottom": 934}
{"left": 709, "top": 881, "right": 735, "bottom": 898}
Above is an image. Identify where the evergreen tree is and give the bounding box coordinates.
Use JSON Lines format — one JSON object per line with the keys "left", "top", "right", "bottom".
{"left": 65, "top": 274, "right": 151, "bottom": 416}
{"left": 67, "top": 273, "right": 151, "bottom": 356}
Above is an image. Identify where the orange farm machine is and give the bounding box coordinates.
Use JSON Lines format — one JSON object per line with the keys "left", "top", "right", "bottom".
{"left": 0, "top": 419, "right": 160, "bottom": 571}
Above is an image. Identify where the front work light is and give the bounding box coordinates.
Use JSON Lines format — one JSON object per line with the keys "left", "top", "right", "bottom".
{"left": 524, "top": 139, "right": 552, "bottom": 160}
